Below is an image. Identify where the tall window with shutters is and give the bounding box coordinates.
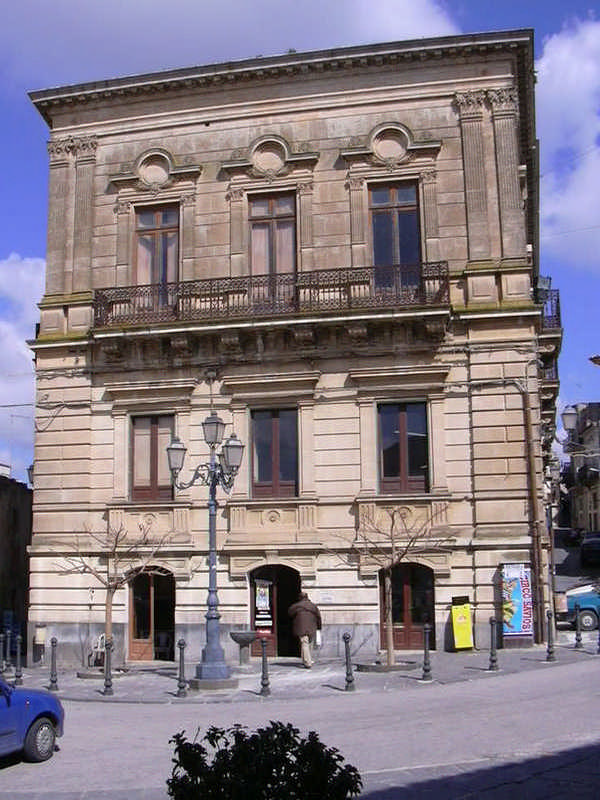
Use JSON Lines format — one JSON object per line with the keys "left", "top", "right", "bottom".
{"left": 251, "top": 409, "right": 298, "bottom": 498}
{"left": 135, "top": 206, "right": 179, "bottom": 285}
{"left": 249, "top": 194, "right": 296, "bottom": 276}
{"left": 378, "top": 402, "right": 429, "bottom": 493}
{"left": 369, "top": 183, "right": 421, "bottom": 289}
{"left": 131, "top": 415, "right": 174, "bottom": 501}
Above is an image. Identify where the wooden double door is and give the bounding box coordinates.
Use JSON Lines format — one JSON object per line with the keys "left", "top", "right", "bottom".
{"left": 380, "top": 563, "right": 435, "bottom": 650}
{"left": 129, "top": 570, "right": 175, "bottom": 661}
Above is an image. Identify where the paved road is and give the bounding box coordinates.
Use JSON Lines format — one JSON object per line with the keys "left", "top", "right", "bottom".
{"left": 2, "top": 651, "right": 600, "bottom": 798}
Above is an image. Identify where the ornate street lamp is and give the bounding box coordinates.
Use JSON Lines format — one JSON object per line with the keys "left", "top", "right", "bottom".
{"left": 166, "top": 411, "right": 244, "bottom": 684}
{"left": 561, "top": 406, "right": 578, "bottom": 432}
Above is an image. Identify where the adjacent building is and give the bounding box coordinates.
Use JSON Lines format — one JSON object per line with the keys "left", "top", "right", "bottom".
{"left": 0, "top": 466, "right": 32, "bottom": 652}
{"left": 28, "top": 29, "right": 561, "bottom": 665}
{"left": 563, "top": 404, "right": 600, "bottom": 532}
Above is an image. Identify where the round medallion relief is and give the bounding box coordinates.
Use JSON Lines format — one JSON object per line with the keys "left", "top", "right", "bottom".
{"left": 252, "top": 141, "right": 286, "bottom": 174}
{"left": 138, "top": 154, "right": 170, "bottom": 187}
{"left": 372, "top": 129, "right": 407, "bottom": 162}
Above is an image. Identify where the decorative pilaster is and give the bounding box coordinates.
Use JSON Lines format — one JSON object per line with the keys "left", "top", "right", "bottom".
{"left": 228, "top": 186, "right": 245, "bottom": 276}
{"left": 298, "top": 181, "right": 314, "bottom": 270}
{"left": 455, "top": 91, "right": 490, "bottom": 260}
{"left": 46, "top": 141, "right": 73, "bottom": 295}
{"left": 298, "top": 400, "right": 315, "bottom": 496}
{"left": 347, "top": 176, "right": 366, "bottom": 267}
{"left": 181, "top": 192, "right": 196, "bottom": 280}
{"left": 421, "top": 169, "right": 440, "bottom": 261}
{"left": 487, "top": 88, "right": 527, "bottom": 259}
{"left": 72, "top": 136, "right": 98, "bottom": 291}
{"left": 115, "top": 201, "right": 131, "bottom": 286}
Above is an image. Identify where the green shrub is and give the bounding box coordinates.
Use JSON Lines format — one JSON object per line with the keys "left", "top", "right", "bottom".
{"left": 167, "top": 720, "right": 363, "bottom": 799}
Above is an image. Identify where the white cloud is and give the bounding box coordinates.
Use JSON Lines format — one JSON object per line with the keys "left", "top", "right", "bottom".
{"left": 537, "top": 18, "right": 600, "bottom": 270}
{"left": 0, "top": 254, "right": 44, "bottom": 480}
{"left": 2, "top": 0, "right": 457, "bottom": 90}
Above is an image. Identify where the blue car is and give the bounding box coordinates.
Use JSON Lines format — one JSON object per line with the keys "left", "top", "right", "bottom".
{"left": 0, "top": 676, "right": 64, "bottom": 761}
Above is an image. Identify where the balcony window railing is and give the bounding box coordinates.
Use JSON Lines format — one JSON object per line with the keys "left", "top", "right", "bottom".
{"left": 93, "top": 262, "right": 449, "bottom": 329}
{"left": 541, "top": 289, "right": 561, "bottom": 331}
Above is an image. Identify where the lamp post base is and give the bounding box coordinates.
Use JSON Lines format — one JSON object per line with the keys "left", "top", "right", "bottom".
{"left": 188, "top": 676, "right": 239, "bottom": 691}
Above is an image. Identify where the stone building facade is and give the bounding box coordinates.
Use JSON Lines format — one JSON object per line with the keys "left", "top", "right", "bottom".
{"left": 28, "top": 30, "right": 561, "bottom": 665}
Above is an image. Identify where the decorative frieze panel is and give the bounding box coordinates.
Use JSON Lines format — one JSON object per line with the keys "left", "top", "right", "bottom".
{"left": 109, "top": 148, "right": 201, "bottom": 194}
{"left": 106, "top": 505, "right": 191, "bottom": 541}
{"left": 227, "top": 501, "right": 318, "bottom": 547}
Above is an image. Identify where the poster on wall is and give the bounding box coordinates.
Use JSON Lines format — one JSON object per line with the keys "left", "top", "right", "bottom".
{"left": 254, "top": 580, "right": 273, "bottom": 630}
{"left": 501, "top": 563, "right": 533, "bottom": 637}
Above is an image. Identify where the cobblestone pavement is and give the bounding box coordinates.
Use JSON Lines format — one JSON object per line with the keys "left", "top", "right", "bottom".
{"left": 1, "top": 638, "right": 600, "bottom": 798}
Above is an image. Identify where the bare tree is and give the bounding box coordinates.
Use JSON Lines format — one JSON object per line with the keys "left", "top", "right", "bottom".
{"left": 55, "top": 519, "right": 176, "bottom": 658}
{"left": 338, "top": 502, "right": 452, "bottom": 666}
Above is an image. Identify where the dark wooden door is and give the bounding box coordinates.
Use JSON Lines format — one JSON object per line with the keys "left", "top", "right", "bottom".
{"left": 380, "top": 563, "right": 434, "bottom": 650}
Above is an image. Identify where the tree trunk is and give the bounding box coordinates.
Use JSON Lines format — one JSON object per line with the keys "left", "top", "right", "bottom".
{"left": 105, "top": 584, "right": 116, "bottom": 643}
{"left": 384, "top": 569, "right": 395, "bottom": 666}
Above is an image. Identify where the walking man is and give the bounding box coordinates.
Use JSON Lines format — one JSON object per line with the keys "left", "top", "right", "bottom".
{"left": 288, "top": 591, "right": 322, "bottom": 668}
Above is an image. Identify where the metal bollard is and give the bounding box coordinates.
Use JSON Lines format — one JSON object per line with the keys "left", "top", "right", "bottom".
{"left": 103, "top": 636, "right": 114, "bottom": 696}
{"left": 421, "top": 623, "right": 433, "bottom": 681}
{"left": 343, "top": 632, "right": 355, "bottom": 691}
{"left": 176, "top": 639, "right": 187, "bottom": 698}
{"left": 5, "top": 629, "right": 11, "bottom": 669}
{"left": 14, "top": 635, "right": 23, "bottom": 685}
{"left": 260, "top": 637, "right": 270, "bottom": 697}
{"left": 49, "top": 637, "right": 59, "bottom": 691}
{"left": 488, "top": 617, "right": 499, "bottom": 671}
{"left": 574, "top": 603, "right": 583, "bottom": 649}
{"left": 546, "top": 609, "right": 556, "bottom": 662}
{"left": 0, "top": 633, "right": 4, "bottom": 674}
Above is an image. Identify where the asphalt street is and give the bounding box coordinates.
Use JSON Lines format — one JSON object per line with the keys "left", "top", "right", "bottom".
{"left": 2, "top": 645, "right": 600, "bottom": 799}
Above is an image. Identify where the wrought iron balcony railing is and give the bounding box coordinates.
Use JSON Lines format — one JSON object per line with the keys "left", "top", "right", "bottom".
{"left": 541, "top": 289, "right": 561, "bottom": 331}
{"left": 93, "top": 262, "right": 449, "bottom": 329}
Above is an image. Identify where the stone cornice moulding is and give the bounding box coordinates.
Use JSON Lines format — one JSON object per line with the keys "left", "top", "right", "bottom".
{"left": 103, "top": 378, "right": 198, "bottom": 410}
{"left": 349, "top": 365, "right": 449, "bottom": 394}
{"left": 30, "top": 29, "right": 533, "bottom": 126}
{"left": 220, "top": 370, "right": 321, "bottom": 401}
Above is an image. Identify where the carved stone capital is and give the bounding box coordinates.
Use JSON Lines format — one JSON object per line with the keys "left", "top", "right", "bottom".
{"left": 114, "top": 200, "right": 132, "bottom": 215}
{"left": 48, "top": 135, "right": 98, "bottom": 160}
{"left": 227, "top": 186, "right": 245, "bottom": 202}
{"left": 421, "top": 168, "right": 437, "bottom": 184}
{"left": 297, "top": 181, "right": 314, "bottom": 195}
{"left": 487, "top": 87, "right": 518, "bottom": 115}
{"left": 454, "top": 91, "right": 486, "bottom": 118}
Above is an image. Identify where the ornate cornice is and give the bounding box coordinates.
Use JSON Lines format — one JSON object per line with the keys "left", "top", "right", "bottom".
{"left": 31, "top": 31, "right": 534, "bottom": 126}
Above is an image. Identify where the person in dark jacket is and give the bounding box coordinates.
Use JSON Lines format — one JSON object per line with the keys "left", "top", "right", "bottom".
{"left": 288, "top": 592, "right": 322, "bottom": 668}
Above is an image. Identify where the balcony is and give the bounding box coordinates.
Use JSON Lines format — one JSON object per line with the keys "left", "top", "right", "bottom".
{"left": 541, "top": 289, "right": 561, "bottom": 331}
{"left": 93, "top": 262, "right": 449, "bottom": 329}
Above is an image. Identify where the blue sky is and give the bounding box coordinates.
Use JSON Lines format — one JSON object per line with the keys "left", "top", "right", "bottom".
{"left": 0, "top": 0, "right": 599, "bottom": 482}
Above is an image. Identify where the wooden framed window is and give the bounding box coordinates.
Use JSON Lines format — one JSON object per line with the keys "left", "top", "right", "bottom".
{"left": 369, "top": 183, "right": 421, "bottom": 288}
{"left": 251, "top": 409, "right": 298, "bottom": 498}
{"left": 249, "top": 193, "right": 296, "bottom": 275}
{"left": 135, "top": 206, "right": 179, "bottom": 285}
{"left": 131, "top": 415, "right": 174, "bottom": 501}
{"left": 378, "top": 402, "right": 429, "bottom": 493}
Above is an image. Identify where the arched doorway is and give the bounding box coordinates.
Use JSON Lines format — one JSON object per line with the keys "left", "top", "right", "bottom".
{"left": 249, "top": 565, "right": 301, "bottom": 657}
{"left": 380, "top": 563, "right": 435, "bottom": 649}
{"left": 129, "top": 568, "right": 175, "bottom": 661}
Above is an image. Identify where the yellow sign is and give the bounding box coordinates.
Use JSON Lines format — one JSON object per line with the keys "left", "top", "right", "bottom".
{"left": 451, "top": 601, "right": 474, "bottom": 650}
